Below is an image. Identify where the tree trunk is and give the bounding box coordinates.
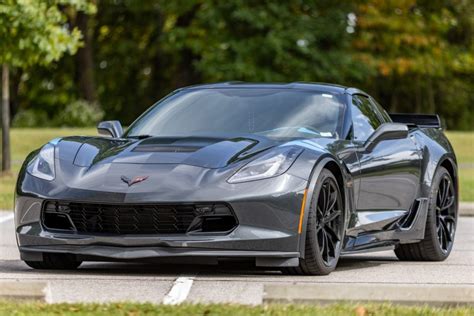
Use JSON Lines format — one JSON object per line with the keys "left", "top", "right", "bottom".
{"left": 1, "top": 64, "right": 11, "bottom": 172}
{"left": 75, "top": 11, "right": 97, "bottom": 103}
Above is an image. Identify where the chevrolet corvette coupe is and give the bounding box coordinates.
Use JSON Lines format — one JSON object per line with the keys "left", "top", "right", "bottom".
{"left": 15, "top": 82, "right": 458, "bottom": 275}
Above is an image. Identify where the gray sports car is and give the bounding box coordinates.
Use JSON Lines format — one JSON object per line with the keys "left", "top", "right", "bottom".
{"left": 15, "top": 82, "right": 458, "bottom": 275}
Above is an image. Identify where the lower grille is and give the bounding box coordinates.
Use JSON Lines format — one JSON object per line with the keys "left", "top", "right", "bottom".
{"left": 43, "top": 201, "right": 237, "bottom": 235}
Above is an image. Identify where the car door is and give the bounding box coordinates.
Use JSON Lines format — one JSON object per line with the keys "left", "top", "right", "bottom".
{"left": 351, "top": 94, "right": 422, "bottom": 215}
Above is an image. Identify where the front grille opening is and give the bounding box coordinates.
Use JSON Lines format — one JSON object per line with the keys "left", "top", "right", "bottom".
{"left": 42, "top": 201, "right": 237, "bottom": 235}
{"left": 43, "top": 212, "right": 75, "bottom": 231}
{"left": 201, "top": 216, "right": 237, "bottom": 232}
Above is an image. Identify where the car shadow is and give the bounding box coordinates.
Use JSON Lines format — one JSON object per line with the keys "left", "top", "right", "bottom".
{"left": 1, "top": 253, "right": 400, "bottom": 277}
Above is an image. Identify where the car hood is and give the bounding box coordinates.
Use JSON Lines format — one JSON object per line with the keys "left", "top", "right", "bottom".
{"left": 56, "top": 135, "right": 283, "bottom": 169}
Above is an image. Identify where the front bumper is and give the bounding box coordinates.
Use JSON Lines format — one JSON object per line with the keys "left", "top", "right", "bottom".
{"left": 15, "top": 171, "right": 307, "bottom": 264}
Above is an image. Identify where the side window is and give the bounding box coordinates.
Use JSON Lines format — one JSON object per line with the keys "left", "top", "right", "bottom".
{"left": 370, "top": 98, "right": 392, "bottom": 123}
{"left": 351, "top": 95, "right": 384, "bottom": 142}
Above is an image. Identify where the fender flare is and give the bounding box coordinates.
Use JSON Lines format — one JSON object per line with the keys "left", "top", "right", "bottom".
{"left": 297, "top": 155, "right": 351, "bottom": 258}
{"left": 420, "top": 153, "right": 458, "bottom": 198}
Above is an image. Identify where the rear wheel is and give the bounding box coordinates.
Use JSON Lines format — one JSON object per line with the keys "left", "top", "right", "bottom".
{"left": 24, "top": 253, "right": 82, "bottom": 270}
{"left": 395, "top": 166, "right": 457, "bottom": 261}
{"left": 283, "top": 169, "right": 344, "bottom": 275}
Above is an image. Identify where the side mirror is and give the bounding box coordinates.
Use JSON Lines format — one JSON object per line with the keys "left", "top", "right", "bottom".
{"left": 364, "top": 123, "right": 408, "bottom": 152}
{"left": 97, "top": 121, "right": 123, "bottom": 138}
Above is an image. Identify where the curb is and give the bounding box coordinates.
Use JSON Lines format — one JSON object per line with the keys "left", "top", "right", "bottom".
{"left": 460, "top": 202, "right": 474, "bottom": 216}
{"left": 263, "top": 283, "right": 474, "bottom": 307}
{"left": 0, "top": 281, "right": 48, "bottom": 301}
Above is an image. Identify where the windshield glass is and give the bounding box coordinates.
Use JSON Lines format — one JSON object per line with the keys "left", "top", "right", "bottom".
{"left": 125, "top": 88, "right": 345, "bottom": 139}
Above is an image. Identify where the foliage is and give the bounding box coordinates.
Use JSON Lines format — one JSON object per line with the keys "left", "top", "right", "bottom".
{"left": 0, "top": 0, "right": 95, "bottom": 68}
{"left": 54, "top": 100, "right": 104, "bottom": 127}
{"left": 12, "top": 109, "right": 49, "bottom": 127}
{"left": 162, "top": 0, "right": 364, "bottom": 83}
{"left": 0, "top": 301, "right": 473, "bottom": 316}
{"left": 4, "top": 0, "right": 474, "bottom": 130}
{"left": 351, "top": 0, "right": 474, "bottom": 129}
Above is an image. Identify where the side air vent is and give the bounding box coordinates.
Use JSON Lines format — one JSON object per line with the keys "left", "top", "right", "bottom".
{"left": 400, "top": 200, "right": 420, "bottom": 229}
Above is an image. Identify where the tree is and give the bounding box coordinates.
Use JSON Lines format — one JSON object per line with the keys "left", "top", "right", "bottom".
{"left": 161, "top": 0, "right": 361, "bottom": 83}
{"left": 0, "top": 0, "right": 95, "bottom": 172}
{"left": 351, "top": 0, "right": 474, "bottom": 128}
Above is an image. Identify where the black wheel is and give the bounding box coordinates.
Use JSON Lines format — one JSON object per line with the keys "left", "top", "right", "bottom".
{"left": 283, "top": 168, "right": 344, "bottom": 275}
{"left": 24, "top": 253, "right": 82, "bottom": 270}
{"left": 395, "top": 166, "right": 457, "bottom": 261}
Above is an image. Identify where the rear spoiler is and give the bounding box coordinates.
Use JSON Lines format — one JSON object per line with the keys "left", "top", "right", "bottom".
{"left": 389, "top": 113, "right": 442, "bottom": 129}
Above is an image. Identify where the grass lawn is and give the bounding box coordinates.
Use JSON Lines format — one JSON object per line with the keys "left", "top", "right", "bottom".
{"left": 0, "top": 129, "right": 472, "bottom": 210}
{"left": 0, "top": 301, "right": 472, "bottom": 316}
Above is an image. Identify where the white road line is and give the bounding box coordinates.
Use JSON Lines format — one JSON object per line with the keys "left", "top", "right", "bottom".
{"left": 162, "top": 275, "right": 196, "bottom": 305}
{"left": 0, "top": 213, "right": 14, "bottom": 224}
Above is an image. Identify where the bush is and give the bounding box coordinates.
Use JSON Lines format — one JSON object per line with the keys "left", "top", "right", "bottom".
{"left": 54, "top": 100, "right": 104, "bottom": 127}
{"left": 12, "top": 109, "right": 49, "bottom": 127}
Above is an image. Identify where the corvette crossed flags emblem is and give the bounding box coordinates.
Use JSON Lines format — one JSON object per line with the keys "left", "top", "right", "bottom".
{"left": 121, "top": 175, "right": 149, "bottom": 187}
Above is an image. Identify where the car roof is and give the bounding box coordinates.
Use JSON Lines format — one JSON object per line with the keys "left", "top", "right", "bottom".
{"left": 182, "top": 81, "right": 367, "bottom": 95}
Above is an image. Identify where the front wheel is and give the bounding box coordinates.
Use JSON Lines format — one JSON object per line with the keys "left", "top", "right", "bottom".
{"left": 395, "top": 166, "right": 457, "bottom": 261}
{"left": 283, "top": 168, "right": 345, "bottom": 275}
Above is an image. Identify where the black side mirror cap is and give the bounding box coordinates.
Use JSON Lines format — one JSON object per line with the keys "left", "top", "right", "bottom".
{"left": 97, "top": 121, "right": 123, "bottom": 138}
{"left": 364, "top": 123, "right": 409, "bottom": 152}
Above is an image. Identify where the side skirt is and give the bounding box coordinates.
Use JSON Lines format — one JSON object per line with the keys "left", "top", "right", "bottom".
{"left": 342, "top": 198, "right": 429, "bottom": 253}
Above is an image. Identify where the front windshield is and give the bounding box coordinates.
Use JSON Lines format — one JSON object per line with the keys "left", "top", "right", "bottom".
{"left": 125, "top": 88, "right": 345, "bottom": 139}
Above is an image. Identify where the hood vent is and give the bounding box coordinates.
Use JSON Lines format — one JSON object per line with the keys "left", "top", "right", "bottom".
{"left": 133, "top": 145, "right": 202, "bottom": 153}
{"left": 132, "top": 136, "right": 224, "bottom": 153}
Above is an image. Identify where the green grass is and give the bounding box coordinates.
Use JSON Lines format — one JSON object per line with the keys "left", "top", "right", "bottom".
{"left": 446, "top": 132, "right": 474, "bottom": 201}
{"left": 0, "top": 301, "right": 472, "bottom": 316}
{"left": 446, "top": 132, "right": 474, "bottom": 164}
{"left": 0, "top": 129, "right": 473, "bottom": 210}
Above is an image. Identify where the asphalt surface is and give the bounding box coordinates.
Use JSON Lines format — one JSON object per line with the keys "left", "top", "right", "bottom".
{"left": 0, "top": 212, "right": 472, "bottom": 305}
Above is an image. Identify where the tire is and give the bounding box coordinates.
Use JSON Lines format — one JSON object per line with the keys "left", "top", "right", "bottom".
{"left": 283, "top": 168, "right": 345, "bottom": 275}
{"left": 24, "top": 253, "right": 82, "bottom": 270}
{"left": 395, "top": 166, "right": 457, "bottom": 261}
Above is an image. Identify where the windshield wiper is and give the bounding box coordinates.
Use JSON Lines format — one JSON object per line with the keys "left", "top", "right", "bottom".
{"left": 127, "top": 135, "right": 153, "bottom": 139}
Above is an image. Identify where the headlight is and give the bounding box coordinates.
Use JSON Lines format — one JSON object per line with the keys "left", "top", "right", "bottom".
{"left": 27, "top": 143, "right": 56, "bottom": 181}
{"left": 227, "top": 147, "right": 302, "bottom": 183}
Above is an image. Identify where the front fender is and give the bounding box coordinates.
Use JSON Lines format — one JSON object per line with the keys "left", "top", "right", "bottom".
{"left": 294, "top": 152, "right": 353, "bottom": 258}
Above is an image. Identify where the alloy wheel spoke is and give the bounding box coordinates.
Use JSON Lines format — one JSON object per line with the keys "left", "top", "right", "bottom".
{"left": 321, "top": 185, "right": 328, "bottom": 215}
{"left": 317, "top": 206, "right": 324, "bottom": 219}
{"left": 324, "top": 210, "right": 341, "bottom": 225}
{"left": 443, "top": 215, "right": 456, "bottom": 224}
{"left": 443, "top": 179, "right": 451, "bottom": 204}
{"left": 327, "top": 191, "right": 337, "bottom": 213}
{"left": 439, "top": 217, "right": 453, "bottom": 243}
{"left": 325, "top": 228, "right": 336, "bottom": 255}
{"left": 324, "top": 224, "right": 340, "bottom": 242}
{"left": 319, "top": 229, "right": 326, "bottom": 256}
{"left": 324, "top": 230, "right": 330, "bottom": 261}
{"left": 441, "top": 195, "right": 454, "bottom": 211}
{"left": 325, "top": 186, "right": 332, "bottom": 216}
{"left": 439, "top": 223, "right": 446, "bottom": 249}
{"left": 437, "top": 224, "right": 443, "bottom": 241}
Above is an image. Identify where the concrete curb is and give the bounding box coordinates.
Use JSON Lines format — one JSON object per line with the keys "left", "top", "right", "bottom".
{"left": 0, "top": 281, "right": 48, "bottom": 301}
{"left": 263, "top": 283, "right": 474, "bottom": 307}
{"left": 460, "top": 202, "right": 474, "bottom": 216}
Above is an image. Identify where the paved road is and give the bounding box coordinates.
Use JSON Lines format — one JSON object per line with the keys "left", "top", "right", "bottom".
{"left": 0, "top": 212, "right": 473, "bottom": 305}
